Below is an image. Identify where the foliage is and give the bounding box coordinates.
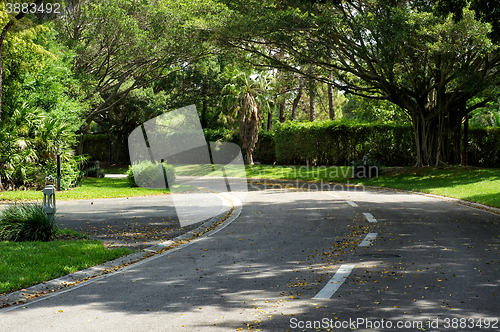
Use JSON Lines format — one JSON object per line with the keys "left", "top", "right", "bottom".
{"left": 0, "top": 239, "right": 131, "bottom": 294}
{"left": 0, "top": 203, "right": 56, "bottom": 242}
{"left": 468, "top": 128, "right": 500, "bottom": 167}
{"left": 343, "top": 94, "right": 411, "bottom": 124}
{"left": 273, "top": 120, "right": 416, "bottom": 166}
{"left": 57, "top": 0, "right": 230, "bottom": 138}
{"left": 0, "top": 104, "right": 80, "bottom": 190}
{"left": 219, "top": 0, "right": 500, "bottom": 166}
{"left": 470, "top": 96, "right": 500, "bottom": 127}
{"left": 152, "top": 55, "right": 232, "bottom": 129}
{"left": 434, "top": 0, "right": 500, "bottom": 42}
{"left": 127, "top": 161, "right": 176, "bottom": 188}
{"left": 0, "top": 23, "right": 84, "bottom": 191}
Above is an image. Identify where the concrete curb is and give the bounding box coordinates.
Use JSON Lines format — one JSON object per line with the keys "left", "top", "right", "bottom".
{"left": 0, "top": 192, "right": 242, "bottom": 309}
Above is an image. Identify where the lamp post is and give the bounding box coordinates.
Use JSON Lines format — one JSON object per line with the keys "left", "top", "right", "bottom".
{"left": 43, "top": 175, "right": 56, "bottom": 223}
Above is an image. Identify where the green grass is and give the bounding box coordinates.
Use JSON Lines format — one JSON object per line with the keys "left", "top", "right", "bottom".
{"left": 101, "top": 166, "right": 129, "bottom": 174}
{"left": 0, "top": 236, "right": 131, "bottom": 294}
{"left": 178, "top": 164, "right": 500, "bottom": 208}
{"left": 351, "top": 167, "right": 500, "bottom": 208}
{"left": 175, "top": 164, "right": 354, "bottom": 182}
{"left": 55, "top": 228, "right": 90, "bottom": 239}
{"left": 0, "top": 177, "right": 182, "bottom": 201}
{"left": 2, "top": 164, "right": 498, "bottom": 209}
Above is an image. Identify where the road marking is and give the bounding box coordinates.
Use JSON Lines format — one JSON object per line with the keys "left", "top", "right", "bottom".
{"left": 327, "top": 192, "right": 341, "bottom": 198}
{"left": 363, "top": 212, "right": 377, "bottom": 223}
{"left": 347, "top": 201, "right": 358, "bottom": 207}
{"left": 359, "top": 233, "right": 378, "bottom": 246}
{"left": 313, "top": 264, "right": 355, "bottom": 300}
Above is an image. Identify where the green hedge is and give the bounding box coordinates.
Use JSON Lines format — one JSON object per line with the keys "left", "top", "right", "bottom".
{"left": 83, "top": 133, "right": 109, "bottom": 161}
{"left": 273, "top": 121, "right": 415, "bottom": 166}
{"left": 468, "top": 128, "right": 500, "bottom": 167}
{"left": 83, "top": 124, "right": 500, "bottom": 168}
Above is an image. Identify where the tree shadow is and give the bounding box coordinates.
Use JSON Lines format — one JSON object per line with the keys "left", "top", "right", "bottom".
{"left": 8, "top": 186, "right": 500, "bottom": 331}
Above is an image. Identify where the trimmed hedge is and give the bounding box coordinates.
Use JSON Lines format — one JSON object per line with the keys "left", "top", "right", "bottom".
{"left": 82, "top": 133, "right": 129, "bottom": 164}
{"left": 273, "top": 121, "right": 415, "bottom": 166}
{"left": 83, "top": 124, "right": 500, "bottom": 168}
{"left": 468, "top": 127, "right": 500, "bottom": 167}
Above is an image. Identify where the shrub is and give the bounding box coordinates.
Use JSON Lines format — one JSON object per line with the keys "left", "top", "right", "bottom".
{"left": 0, "top": 203, "right": 57, "bottom": 242}
{"left": 44, "top": 155, "right": 87, "bottom": 190}
{"left": 127, "top": 161, "right": 176, "bottom": 188}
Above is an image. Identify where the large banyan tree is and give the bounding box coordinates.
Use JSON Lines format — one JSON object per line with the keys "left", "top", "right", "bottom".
{"left": 219, "top": 0, "right": 500, "bottom": 166}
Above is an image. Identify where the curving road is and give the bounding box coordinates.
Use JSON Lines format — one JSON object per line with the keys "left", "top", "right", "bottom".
{"left": 1, "top": 183, "right": 499, "bottom": 331}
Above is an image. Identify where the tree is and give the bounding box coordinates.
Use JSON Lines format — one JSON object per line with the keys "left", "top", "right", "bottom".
{"left": 222, "top": 67, "right": 273, "bottom": 164}
{"left": 0, "top": 25, "right": 84, "bottom": 190}
{"left": 219, "top": 0, "right": 500, "bottom": 166}
{"left": 0, "top": 0, "right": 45, "bottom": 121}
{"left": 435, "top": 0, "right": 500, "bottom": 42}
{"left": 56, "top": 0, "right": 229, "bottom": 153}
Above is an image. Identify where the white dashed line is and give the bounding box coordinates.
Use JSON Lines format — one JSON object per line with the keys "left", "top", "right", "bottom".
{"left": 359, "top": 233, "right": 378, "bottom": 246}
{"left": 347, "top": 201, "right": 358, "bottom": 207}
{"left": 362, "top": 212, "right": 377, "bottom": 223}
{"left": 313, "top": 264, "right": 355, "bottom": 300}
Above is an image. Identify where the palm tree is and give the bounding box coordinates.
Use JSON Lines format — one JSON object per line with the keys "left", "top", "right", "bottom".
{"left": 223, "top": 68, "right": 273, "bottom": 165}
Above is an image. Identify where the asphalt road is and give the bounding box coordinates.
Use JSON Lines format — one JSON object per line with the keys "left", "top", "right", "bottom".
{"left": 56, "top": 194, "right": 226, "bottom": 249}
{"left": 1, "top": 183, "right": 499, "bottom": 331}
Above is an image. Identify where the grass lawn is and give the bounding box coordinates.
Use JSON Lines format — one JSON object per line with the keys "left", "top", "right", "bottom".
{"left": 175, "top": 164, "right": 354, "bottom": 182}
{"left": 239, "top": 165, "right": 500, "bottom": 209}
{"left": 0, "top": 229, "right": 131, "bottom": 294}
{"left": 0, "top": 177, "right": 178, "bottom": 201}
{"left": 350, "top": 167, "right": 500, "bottom": 209}
{"left": 1, "top": 164, "right": 498, "bottom": 209}
{"left": 177, "top": 164, "right": 500, "bottom": 208}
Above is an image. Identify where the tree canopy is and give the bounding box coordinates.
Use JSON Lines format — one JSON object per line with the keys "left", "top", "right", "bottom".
{"left": 217, "top": 0, "right": 500, "bottom": 165}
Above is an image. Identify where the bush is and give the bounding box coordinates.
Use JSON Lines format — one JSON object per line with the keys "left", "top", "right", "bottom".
{"left": 127, "top": 161, "right": 176, "bottom": 188}
{"left": 0, "top": 203, "right": 57, "bottom": 242}
{"left": 44, "top": 155, "right": 87, "bottom": 190}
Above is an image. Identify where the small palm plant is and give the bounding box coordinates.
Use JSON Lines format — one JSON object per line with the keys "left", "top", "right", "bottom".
{"left": 0, "top": 203, "right": 57, "bottom": 242}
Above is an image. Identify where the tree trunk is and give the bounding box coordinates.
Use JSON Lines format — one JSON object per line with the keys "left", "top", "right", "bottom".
{"left": 462, "top": 114, "right": 469, "bottom": 166}
{"left": 411, "top": 108, "right": 463, "bottom": 166}
{"left": 327, "top": 73, "right": 335, "bottom": 120}
{"left": 246, "top": 151, "right": 254, "bottom": 165}
{"left": 267, "top": 107, "right": 272, "bottom": 131}
{"left": 279, "top": 101, "right": 286, "bottom": 123}
{"left": 201, "top": 86, "right": 208, "bottom": 128}
{"left": 309, "top": 75, "right": 316, "bottom": 122}
{"left": 291, "top": 77, "right": 303, "bottom": 120}
{"left": 239, "top": 102, "right": 260, "bottom": 165}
